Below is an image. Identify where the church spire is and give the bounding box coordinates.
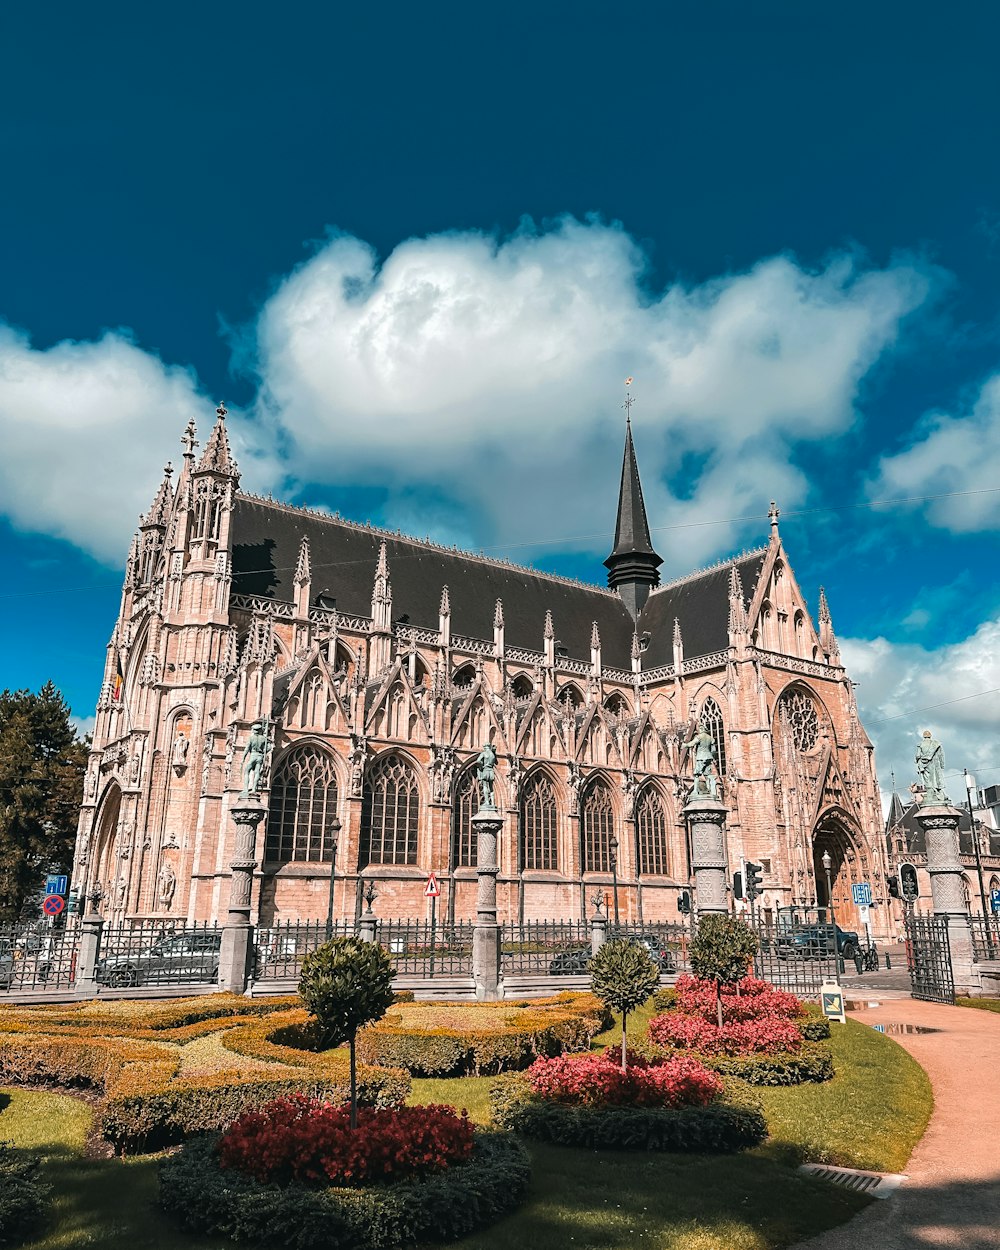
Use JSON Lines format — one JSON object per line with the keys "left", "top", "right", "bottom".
{"left": 197, "top": 403, "right": 239, "bottom": 481}
{"left": 818, "top": 586, "right": 841, "bottom": 663}
{"left": 604, "top": 383, "right": 662, "bottom": 619}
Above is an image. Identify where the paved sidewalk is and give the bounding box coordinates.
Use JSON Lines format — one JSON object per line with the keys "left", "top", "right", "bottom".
{"left": 793, "top": 998, "right": 1000, "bottom": 1250}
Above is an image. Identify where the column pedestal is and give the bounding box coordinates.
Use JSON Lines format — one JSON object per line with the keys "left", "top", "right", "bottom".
{"left": 683, "top": 795, "right": 729, "bottom": 916}
{"left": 75, "top": 913, "right": 104, "bottom": 996}
{"left": 915, "top": 803, "right": 978, "bottom": 994}
{"left": 219, "top": 796, "right": 265, "bottom": 994}
{"left": 472, "top": 806, "right": 504, "bottom": 1000}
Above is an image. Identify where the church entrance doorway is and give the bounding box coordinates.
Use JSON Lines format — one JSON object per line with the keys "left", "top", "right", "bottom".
{"left": 812, "top": 819, "right": 870, "bottom": 937}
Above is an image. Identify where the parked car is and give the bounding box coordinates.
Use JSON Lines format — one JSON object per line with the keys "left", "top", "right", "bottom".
{"left": 95, "top": 931, "right": 222, "bottom": 988}
{"left": 548, "top": 931, "right": 677, "bottom": 976}
{"left": 0, "top": 937, "right": 13, "bottom": 989}
{"left": 775, "top": 924, "right": 860, "bottom": 960}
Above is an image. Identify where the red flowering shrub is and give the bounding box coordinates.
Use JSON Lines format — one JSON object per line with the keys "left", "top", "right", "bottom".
{"left": 526, "top": 1050, "right": 722, "bottom": 1108}
{"left": 219, "top": 1095, "right": 473, "bottom": 1186}
{"left": 648, "top": 1010, "right": 802, "bottom": 1056}
{"left": 673, "top": 974, "right": 802, "bottom": 1024}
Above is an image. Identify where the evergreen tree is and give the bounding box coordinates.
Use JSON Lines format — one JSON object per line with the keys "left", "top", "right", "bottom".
{"left": 590, "top": 938, "right": 660, "bottom": 1072}
{"left": 0, "top": 683, "right": 88, "bottom": 920}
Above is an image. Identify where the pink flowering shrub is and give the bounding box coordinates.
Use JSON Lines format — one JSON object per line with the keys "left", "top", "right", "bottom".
{"left": 526, "top": 1050, "right": 722, "bottom": 1108}
{"left": 649, "top": 974, "right": 807, "bottom": 1056}
{"left": 673, "top": 974, "right": 802, "bottom": 1024}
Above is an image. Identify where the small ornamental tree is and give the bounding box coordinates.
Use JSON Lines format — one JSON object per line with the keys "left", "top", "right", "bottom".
{"left": 590, "top": 938, "right": 660, "bottom": 1072}
{"left": 688, "top": 915, "right": 759, "bottom": 1028}
{"left": 298, "top": 936, "right": 396, "bottom": 1127}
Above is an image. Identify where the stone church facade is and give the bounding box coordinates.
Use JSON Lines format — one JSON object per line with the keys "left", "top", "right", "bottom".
{"left": 73, "top": 405, "right": 891, "bottom": 936}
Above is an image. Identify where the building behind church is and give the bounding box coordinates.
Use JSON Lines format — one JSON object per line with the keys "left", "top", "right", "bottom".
{"left": 73, "top": 404, "right": 892, "bottom": 937}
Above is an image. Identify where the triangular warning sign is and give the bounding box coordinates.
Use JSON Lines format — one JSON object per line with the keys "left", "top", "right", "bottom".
{"left": 424, "top": 872, "right": 441, "bottom": 898}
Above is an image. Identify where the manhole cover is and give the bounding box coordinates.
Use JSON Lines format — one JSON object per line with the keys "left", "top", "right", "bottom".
{"left": 798, "top": 1164, "right": 906, "bottom": 1199}
{"left": 871, "top": 1023, "right": 940, "bottom": 1035}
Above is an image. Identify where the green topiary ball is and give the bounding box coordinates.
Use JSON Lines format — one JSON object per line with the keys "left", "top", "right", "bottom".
{"left": 590, "top": 939, "right": 660, "bottom": 1018}
{"left": 299, "top": 937, "right": 396, "bottom": 1048}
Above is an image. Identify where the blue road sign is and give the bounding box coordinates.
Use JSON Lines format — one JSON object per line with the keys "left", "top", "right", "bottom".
{"left": 991, "top": 888, "right": 1000, "bottom": 915}
{"left": 851, "top": 882, "right": 873, "bottom": 907}
{"left": 45, "top": 875, "right": 68, "bottom": 896}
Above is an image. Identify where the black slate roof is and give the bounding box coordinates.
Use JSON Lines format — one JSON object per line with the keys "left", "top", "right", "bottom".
{"left": 230, "top": 495, "right": 765, "bottom": 671}
{"left": 636, "top": 551, "right": 767, "bottom": 668}
{"left": 886, "top": 799, "right": 1000, "bottom": 857}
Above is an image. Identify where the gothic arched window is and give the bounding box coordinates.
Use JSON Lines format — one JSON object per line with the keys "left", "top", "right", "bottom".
{"left": 360, "top": 755, "right": 420, "bottom": 866}
{"left": 265, "top": 744, "right": 338, "bottom": 864}
{"left": 636, "top": 787, "right": 670, "bottom": 876}
{"left": 777, "top": 688, "right": 820, "bottom": 752}
{"left": 521, "top": 773, "right": 558, "bottom": 871}
{"left": 452, "top": 770, "right": 478, "bottom": 869}
{"left": 582, "top": 782, "right": 615, "bottom": 872}
{"left": 699, "top": 697, "right": 727, "bottom": 777}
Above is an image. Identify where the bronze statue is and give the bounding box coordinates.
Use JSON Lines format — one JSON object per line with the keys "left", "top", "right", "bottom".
{"left": 915, "top": 730, "right": 948, "bottom": 805}
{"left": 476, "top": 741, "right": 498, "bottom": 809}
{"left": 241, "top": 720, "right": 269, "bottom": 795}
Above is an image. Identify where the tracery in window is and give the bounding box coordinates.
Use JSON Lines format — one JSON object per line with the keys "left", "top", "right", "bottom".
{"left": 451, "top": 769, "right": 478, "bottom": 868}
{"left": 635, "top": 787, "right": 670, "bottom": 876}
{"left": 265, "top": 744, "right": 338, "bottom": 863}
{"left": 582, "top": 781, "right": 615, "bottom": 872}
{"left": 777, "top": 688, "right": 820, "bottom": 752}
{"left": 521, "top": 773, "right": 558, "bottom": 871}
{"left": 360, "top": 754, "right": 419, "bottom": 866}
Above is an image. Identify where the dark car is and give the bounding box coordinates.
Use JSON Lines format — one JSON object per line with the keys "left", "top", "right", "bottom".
{"left": 0, "top": 937, "right": 13, "bottom": 989}
{"left": 776, "top": 924, "right": 860, "bottom": 960}
{"left": 548, "top": 931, "right": 677, "bottom": 976}
{"left": 548, "top": 946, "right": 592, "bottom": 976}
{"left": 95, "top": 931, "right": 222, "bottom": 988}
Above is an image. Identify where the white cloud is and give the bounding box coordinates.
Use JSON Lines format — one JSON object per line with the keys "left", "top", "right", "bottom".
{"left": 841, "top": 618, "right": 1000, "bottom": 808}
{"left": 871, "top": 372, "right": 1000, "bottom": 532}
{"left": 255, "top": 220, "right": 931, "bottom": 571}
{"left": 0, "top": 325, "right": 217, "bottom": 562}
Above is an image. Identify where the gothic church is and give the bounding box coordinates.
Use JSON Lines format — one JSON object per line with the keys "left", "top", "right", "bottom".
{"left": 73, "top": 404, "right": 891, "bottom": 936}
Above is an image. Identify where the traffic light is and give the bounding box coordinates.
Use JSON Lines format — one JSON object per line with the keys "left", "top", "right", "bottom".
{"left": 677, "top": 890, "right": 692, "bottom": 915}
{"left": 899, "top": 863, "right": 919, "bottom": 902}
{"left": 887, "top": 877, "right": 901, "bottom": 899}
{"left": 733, "top": 871, "right": 744, "bottom": 900}
{"left": 66, "top": 888, "right": 80, "bottom": 915}
{"left": 745, "top": 862, "right": 763, "bottom": 902}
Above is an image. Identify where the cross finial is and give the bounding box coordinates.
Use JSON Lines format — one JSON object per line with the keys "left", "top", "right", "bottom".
{"left": 181, "top": 419, "right": 198, "bottom": 457}
{"left": 216, "top": 402, "right": 227, "bottom": 420}
{"left": 163, "top": 461, "right": 173, "bottom": 479}
{"left": 623, "top": 376, "right": 635, "bottom": 423}
{"left": 768, "top": 500, "right": 780, "bottom": 533}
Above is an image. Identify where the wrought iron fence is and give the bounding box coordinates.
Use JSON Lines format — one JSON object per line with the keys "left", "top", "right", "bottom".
{"left": 969, "top": 915, "right": 1000, "bottom": 963}
{"left": 253, "top": 919, "right": 355, "bottom": 980}
{"left": 501, "top": 921, "right": 591, "bottom": 975}
{"left": 751, "top": 920, "right": 842, "bottom": 995}
{"left": 607, "top": 921, "right": 692, "bottom": 975}
{"left": 378, "top": 920, "right": 474, "bottom": 977}
{"left": 0, "top": 921, "right": 81, "bottom": 993}
{"left": 95, "top": 920, "right": 221, "bottom": 989}
{"left": 904, "top": 911, "right": 954, "bottom": 1003}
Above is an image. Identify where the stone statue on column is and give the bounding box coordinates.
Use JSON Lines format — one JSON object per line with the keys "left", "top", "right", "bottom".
{"left": 240, "top": 720, "right": 270, "bottom": 795}
{"left": 915, "top": 731, "right": 948, "bottom": 805}
{"left": 476, "top": 741, "right": 498, "bottom": 810}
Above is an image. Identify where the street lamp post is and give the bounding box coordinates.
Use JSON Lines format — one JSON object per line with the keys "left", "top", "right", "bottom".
{"left": 324, "top": 818, "right": 341, "bottom": 940}
{"left": 609, "top": 836, "right": 620, "bottom": 926}
{"left": 822, "top": 849, "right": 841, "bottom": 986}
{"left": 965, "top": 770, "right": 993, "bottom": 951}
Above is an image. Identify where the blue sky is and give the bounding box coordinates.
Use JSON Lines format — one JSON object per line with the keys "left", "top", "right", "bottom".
{"left": 2, "top": 1, "right": 1000, "bottom": 796}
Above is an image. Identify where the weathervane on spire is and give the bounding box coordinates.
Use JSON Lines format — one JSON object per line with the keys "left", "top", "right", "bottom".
{"left": 623, "top": 377, "right": 634, "bottom": 422}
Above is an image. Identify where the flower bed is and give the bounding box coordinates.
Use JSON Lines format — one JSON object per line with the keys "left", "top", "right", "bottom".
{"left": 161, "top": 1128, "right": 530, "bottom": 1249}
{"left": 354, "top": 993, "right": 610, "bottom": 1077}
{"left": 645, "top": 974, "right": 834, "bottom": 1085}
{"left": 489, "top": 1070, "right": 766, "bottom": 1152}
{"left": 220, "top": 1096, "right": 473, "bottom": 1185}
{"left": 527, "top": 1049, "right": 722, "bottom": 1108}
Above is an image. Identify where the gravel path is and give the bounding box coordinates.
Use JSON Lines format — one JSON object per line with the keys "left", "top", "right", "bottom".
{"left": 793, "top": 998, "right": 1000, "bottom": 1250}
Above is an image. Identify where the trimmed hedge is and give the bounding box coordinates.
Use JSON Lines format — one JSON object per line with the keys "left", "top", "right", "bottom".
{"left": 160, "top": 1130, "right": 530, "bottom": 1249}
{"left": 708, "top": 1046, "right": 835, "bottom": 1086}
{"left": 0, "top": 1027, "right": 409, "bottom": 1154}
{"left": 0, "top": 1143, "right": 50, "bottom": 1247}
{"left": 355, "top": 994, "right": 609, "bottom": 1077}
{"left": 489, "top": 1073, "right": 767, "bottom": 1153}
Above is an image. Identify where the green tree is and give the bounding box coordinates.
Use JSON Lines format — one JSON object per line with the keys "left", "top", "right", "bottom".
{"left": 0, "top": 683, "right": 88, "bottom": 920}
{"left": 298, "top": 936, "right": 396, "bottom": 1127}
{"left": 688, "top": 914, "right": 760, "bottom": 1027}
{"left": 590, "top": 938, "right": 660, "bottom": 1072}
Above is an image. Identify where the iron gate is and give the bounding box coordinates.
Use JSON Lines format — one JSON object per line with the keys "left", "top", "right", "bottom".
{"left": 904, "top": 912, "right": 954, "bottom": 1004}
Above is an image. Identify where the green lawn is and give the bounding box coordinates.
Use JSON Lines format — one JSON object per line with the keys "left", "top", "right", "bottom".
{"left": 1, "top": 1014, "right": 932, "bottom": 1250}
{"left": 956, "top": 996, "right": 1000, "bottom": 1014}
